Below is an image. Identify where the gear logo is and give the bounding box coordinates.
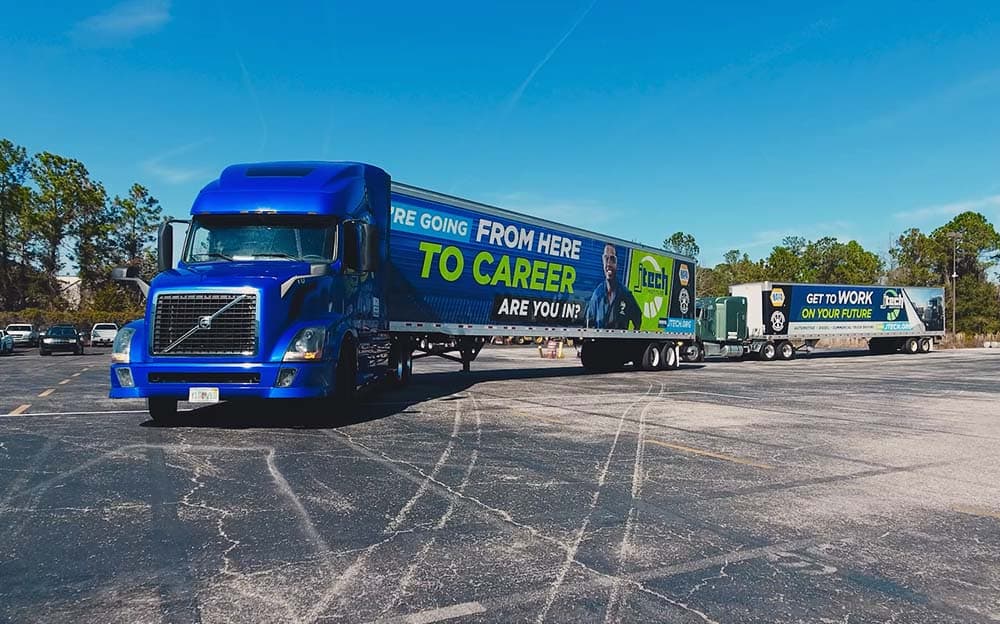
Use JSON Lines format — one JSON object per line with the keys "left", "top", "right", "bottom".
{"left": 770, "top": 287, "right": 786, "bottom": 307}
{"left": 770, "top": 310, "right": 786, "bottom": 332}
{"left": 678, "top": 288, "right": 690, "bottom": 314}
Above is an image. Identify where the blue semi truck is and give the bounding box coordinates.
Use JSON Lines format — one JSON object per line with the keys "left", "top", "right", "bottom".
{"left": 110, "top": 162, "right": 697, "bottom": 421}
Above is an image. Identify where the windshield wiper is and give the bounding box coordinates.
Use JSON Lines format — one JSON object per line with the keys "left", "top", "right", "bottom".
{"left": 252, "top": 252, "right": 298, "bottom": 260}
{"left": 193, "top": 252, "right": 234, "bottom": 262}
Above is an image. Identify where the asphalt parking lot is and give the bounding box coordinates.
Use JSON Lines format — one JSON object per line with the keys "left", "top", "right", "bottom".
{"left": 1, "top": 345, "right": 998, "bottom": 623}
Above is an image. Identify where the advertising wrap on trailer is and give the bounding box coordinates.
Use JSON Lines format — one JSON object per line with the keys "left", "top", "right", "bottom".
{"left": 692, "top": 281, "right": 946, "bottom": 361}
{"left": 388, "top": 185, "right": 696, "bottom": 372}
{"left": 108, "top": 161, "right": 697, "bottom": 421}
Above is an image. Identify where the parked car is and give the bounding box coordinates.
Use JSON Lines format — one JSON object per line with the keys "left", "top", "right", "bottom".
{"left": 0, "top": 329, "right": 14, "bottom": 355}
{"left": 90, "top": 323, "right": 119, "bottom": 347}
{"left": 39, "top": 325, "right": 85, "bottom": 356}
{"left": 4, "top": 323, "right": 38, "bottom": 348}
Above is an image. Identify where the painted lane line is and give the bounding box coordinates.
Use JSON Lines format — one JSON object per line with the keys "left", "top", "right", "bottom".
{"left": 371, "top": 601, "right": 486, "bottom": 624}
{"left": 37, "top": 389, "right": 55, "bottom": 398}
{"left": 58, "top": 379, "right": 71, "bottom": 385}
{"left": 954, "top": 505, "right": 1000, "bottom": 520}
{"left": 7, "top": 409, "right": 148, "bottom": 417}
{"left": 647, "top": 439, "right": 775, "bottom": 470}
{"left": 8, "top": 404, "right": 30, "bottom": 415}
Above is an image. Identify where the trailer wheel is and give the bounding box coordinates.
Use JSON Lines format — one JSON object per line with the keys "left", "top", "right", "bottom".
{"left": 641, "top": 343, "right": 662, "bottom": 371}
{"left": 581, "top": 341, "right": 600, "bottom": 371}
{"left": 147, "top": 397, "right": 178, "bottom": 424}
{"left": 661, "top": 343, "right": 679, "bottom": 370}
{"left": 759, "top": 342, "right": 777, "bottom": 361}
{"left": 904, "top": 337, "right": 919, "bottom": 354}
{"left": 778, "top": 341, "right": 795, "bottom": 361}
{"left": 918, "top": 337, "right": 931, "bottom": 353}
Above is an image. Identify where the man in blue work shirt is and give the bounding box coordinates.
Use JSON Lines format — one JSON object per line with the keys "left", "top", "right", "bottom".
{"left": 586, "top": 243, "right": 641, "bottom": 330}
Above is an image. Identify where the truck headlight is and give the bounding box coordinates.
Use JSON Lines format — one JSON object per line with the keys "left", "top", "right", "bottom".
{"left": 111, "top": 327, "right": 137, "bottom": 363}
{"left": 283, "top": 326, "right": 326, "bottom": 361}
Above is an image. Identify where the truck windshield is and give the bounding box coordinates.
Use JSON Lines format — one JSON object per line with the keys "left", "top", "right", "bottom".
{"left": 183, "top": 215, "right": 337, "bottom": 263}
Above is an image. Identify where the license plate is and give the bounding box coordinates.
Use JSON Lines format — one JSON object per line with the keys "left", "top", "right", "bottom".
{"left": 188, "top": 387, "right": 219, "bottom": 403}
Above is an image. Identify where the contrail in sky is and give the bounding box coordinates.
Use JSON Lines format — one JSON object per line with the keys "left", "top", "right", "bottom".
{"left": 503, "top": 0, "right": 598, "bottom": 114}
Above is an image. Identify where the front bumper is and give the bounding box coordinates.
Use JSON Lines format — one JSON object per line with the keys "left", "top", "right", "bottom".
{"left": 41, "top": 341, "right": 82, "bottom": 352}
{"left": 109, "top": 360, "right": 334, "bottom": 400}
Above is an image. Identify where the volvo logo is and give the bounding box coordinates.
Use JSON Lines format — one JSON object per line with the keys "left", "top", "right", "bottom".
{"left": 198, "top": 315, "right": 213, "bottom": 330}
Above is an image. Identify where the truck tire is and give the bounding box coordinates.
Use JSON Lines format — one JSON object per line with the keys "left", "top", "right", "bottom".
{"left": 904, "top": 337, "right": 919, "bottom": 354}
{"left": 918, "top": 337, "right": 931, "bottom": 353}
{"left": 147, "top": 397, "right": 178, "bottom": 423}
{"left": 661, "top": 343, "right": 679, "bottom": 370}
{"left": 581, "top": 341, "right": 598, "bottom": 371}
{"left": 641, "top": 343, "right": 662, "bottom": 371}
{"left": 335, "top": 342, "right": 358, "bottom": 405}
{"left": 777, "top": 341, "right": 795, "bottom": 361}
{"left": 682, "top": 343, "right": 704, "bottom": 363}
{"left": 389, "top": 340, "right": 412, "bottom": 387}
{"left": 759, "top": 342, "right": 777, "bottom": 362}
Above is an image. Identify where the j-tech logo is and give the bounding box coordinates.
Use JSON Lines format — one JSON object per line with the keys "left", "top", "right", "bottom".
{"left": 678, "top": 264, "right": 690, "bottom": 287}
{"left": 881, "top": 289, "right": 904, "bottom": 321}
{"left": 634, "top": 254, "right": 670, "bottom": 319}
{"left": 770, "top": 287, "right": 786, "bottom": 307}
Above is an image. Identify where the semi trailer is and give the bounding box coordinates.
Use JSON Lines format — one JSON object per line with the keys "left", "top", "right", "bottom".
{"left": 109, "top": 161, "right": 697, "bottom": 420}
{"left": 690, "top": 282, "right": 946, "bottom": 361}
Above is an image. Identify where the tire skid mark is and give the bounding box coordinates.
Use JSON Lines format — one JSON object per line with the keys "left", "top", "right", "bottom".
{"left": 329, "top": 394, "right": 728, "bottom": 624}
{"left": 0, "top": 438, "right": 57, "bottom": 551}
{"left": 534, "top": 382, "right": 654, "bottom": 624}
{"left": 383, "top": 393, "right": 484, "bottom": 618}
{"left": 604, "top": 382, "right": 662, "bottom": 623}
{"left": 305, "top": 398, "right": 470, "bottom": 622}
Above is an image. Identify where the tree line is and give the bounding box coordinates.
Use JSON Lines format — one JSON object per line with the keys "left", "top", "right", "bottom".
{"left": 3, "top": 136, "right": 998, "bottom": 334}
{"left": 663, "top": 211, "right": 1000, "bottom": 334}
{"left": 0, "top": 138, "right": 161, "bottom": 321}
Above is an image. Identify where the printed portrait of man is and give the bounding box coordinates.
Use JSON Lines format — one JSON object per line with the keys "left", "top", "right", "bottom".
{"left": 585, "top": 243, "right": 641, "bottom": 330}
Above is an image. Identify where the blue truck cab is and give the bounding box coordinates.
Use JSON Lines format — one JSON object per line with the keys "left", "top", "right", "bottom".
{"left": 110, "top": 162, "right": 398, "bottom": 421}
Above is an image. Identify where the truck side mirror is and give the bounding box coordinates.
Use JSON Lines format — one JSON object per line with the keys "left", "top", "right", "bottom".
{"left": 158, "top": 221, "right": 174, "bottom": 273}
{"left": 344, "top": 221, "right": 379, "bottom": 272}
{"left": 112, "top": 266, "right": 141, "bottom": 280}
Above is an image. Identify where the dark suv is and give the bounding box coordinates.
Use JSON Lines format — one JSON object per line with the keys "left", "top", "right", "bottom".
{"left": 40, "top": 325, "right": 85, "bottom": 356}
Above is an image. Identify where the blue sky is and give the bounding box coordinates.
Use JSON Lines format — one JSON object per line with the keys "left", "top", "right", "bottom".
{"left": 3, "top": 1, "right": 1000, "bottom": 266}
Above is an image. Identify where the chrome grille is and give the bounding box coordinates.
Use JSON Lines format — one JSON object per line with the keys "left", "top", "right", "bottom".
{"left": 152, "top": 292, "right": 258, "bottom": 356}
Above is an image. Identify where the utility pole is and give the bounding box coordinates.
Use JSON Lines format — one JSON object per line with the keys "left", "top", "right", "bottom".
{"left": 946, "top": 232, "right": 962, "bottom": 335}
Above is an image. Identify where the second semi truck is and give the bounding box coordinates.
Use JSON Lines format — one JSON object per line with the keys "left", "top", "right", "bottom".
{"left": 692, "top": 281, "right": 946, "bottom": 361}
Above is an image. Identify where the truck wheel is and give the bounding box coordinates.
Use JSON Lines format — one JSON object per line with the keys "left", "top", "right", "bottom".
{"left": 918, "top": 337, "right": 931, "bottom": 353}
{"left": 904, "top": 337, "right": 919, "bottom": 354}
{"left": 641, "top": 343, "right": 662, "bottom": 371}
{"left": 661, "top": 343, "right": 679, "bottom": 370}
{"left": 581, "top": 342, "right": 598, "bottom": 371}
{"left": 389, "top": 341, "right": 412, "bottom": 387}
{"left": 778, "top": 341, "right": 795, "bottom": 360}
{"left": 335, "top": 342, "right": 358, "bottom": 405}
{"left": 760, "top": 342, "right": 777, "bottom": 361}
{"left": 682, "top": 343, "right": 703, "bottom": 363}
{"left": 147, "top": 397, "right": 178, "bottom": 424}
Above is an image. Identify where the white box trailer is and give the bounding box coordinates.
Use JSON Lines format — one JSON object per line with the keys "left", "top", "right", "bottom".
{"left": 692, "top": 282, "right": 945, "bottom": 361}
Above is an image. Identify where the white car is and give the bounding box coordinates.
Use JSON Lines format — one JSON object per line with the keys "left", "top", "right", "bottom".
{"left": 4, "top": 323, "right": 38, "bottom": 347}
{"left": 90, "top": 323, "right": 119, "bottom": 347}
